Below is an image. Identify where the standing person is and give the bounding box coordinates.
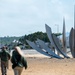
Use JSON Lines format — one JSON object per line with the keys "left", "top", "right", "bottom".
{"left": 0, "top": 46, "right": 11, "bottom": 75}
{"left": 5, "top": 46, "right": 10, "bottom": 69}
{"left": 11, "top": 46, "right": 27, "bottom": 75}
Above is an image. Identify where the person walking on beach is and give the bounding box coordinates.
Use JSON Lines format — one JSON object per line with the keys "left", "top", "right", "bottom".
{"left": 5, "top": 46, "right": 10, "bottom": 69}
{"left": 11, "top": 46, "right": 27, "bottom": 75}
{"left": 0, "top": 46, "right": 11, "bottom": 75}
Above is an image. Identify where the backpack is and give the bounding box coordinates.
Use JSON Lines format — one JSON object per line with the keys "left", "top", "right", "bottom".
{"left": 11, "top": 51, "right": 21, "bottom": 69}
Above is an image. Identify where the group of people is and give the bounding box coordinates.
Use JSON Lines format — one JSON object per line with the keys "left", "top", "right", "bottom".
{"left": 0, "top": 46, "right": 28, "bottom": 75}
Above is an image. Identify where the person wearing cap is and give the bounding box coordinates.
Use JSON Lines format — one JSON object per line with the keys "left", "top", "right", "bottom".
{"left": 11, "top": 46, "right": 27, "bottom": 75}
{"left": 0, "top": 46, "right": 11, "bottom": 75}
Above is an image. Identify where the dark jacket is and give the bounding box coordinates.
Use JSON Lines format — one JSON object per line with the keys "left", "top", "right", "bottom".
{"left": 11, "top": 51, "right": 27, "bottom": 69}
{"left": 0, "top": 49, "right": 10, "bottom": 62}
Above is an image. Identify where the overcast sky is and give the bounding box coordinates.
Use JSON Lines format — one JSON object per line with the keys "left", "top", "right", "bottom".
{"left": 0, "top": 0, "right": 75, "bottom": 37}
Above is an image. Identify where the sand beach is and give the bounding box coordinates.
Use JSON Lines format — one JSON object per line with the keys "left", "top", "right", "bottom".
{"left": 0, "top": 49, "right": 75, "bottom": 75}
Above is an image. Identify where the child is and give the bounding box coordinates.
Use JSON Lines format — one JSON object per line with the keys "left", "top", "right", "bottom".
{"left": 11, "top": 46, "right": 27, "bottom": 75}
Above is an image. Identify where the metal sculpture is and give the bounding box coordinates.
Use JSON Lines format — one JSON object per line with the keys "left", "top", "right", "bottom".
{"left": 26, "top": 40, "right": 62, "bottom": 59}
{"left": 26, "top": 6, "right": 75, "bottom": 58}
{"left": 62, "top": 18, "right": 67, "bottom": 53}
{"left": 37, "top": 39, "right": 62, "bottom": 59}
{"left": 69, "top": 6, "right": 75, "bottom": 58}
{"left": 45, "top": 24, "right": 69, "bottom": 58}
{"left": 26, "top": 40, "right": 51, "bottom": 57}
{"left": 69, "top": 28, "right": 75, "bottom": 57}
